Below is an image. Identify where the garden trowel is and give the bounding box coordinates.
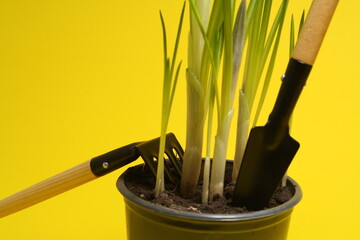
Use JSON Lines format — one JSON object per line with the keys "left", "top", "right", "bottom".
{"left": 233, "top": 0, "right": 339, "bottom": 210}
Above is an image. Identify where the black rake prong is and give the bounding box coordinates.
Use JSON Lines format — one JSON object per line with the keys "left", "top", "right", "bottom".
{"left": 134, "top": 133, "right": 184, "bottom": 183}
{"left": 164, "top": 133, "right": 183, "bottom": 177}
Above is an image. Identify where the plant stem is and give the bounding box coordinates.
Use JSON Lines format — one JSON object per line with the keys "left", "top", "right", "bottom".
{"left": 232, "top": 90, "right": 250, "bottom": 181}
{"left": 202, "top": 86, "right": 215, "bottom": 204}
{"left": 181, "top": 69, "right": 206, "bottom": 197}
{"left": 209, "top": 0, "right": 235, "bottom": 199}
{"left": 155, "top": 3, "right": 185, "bottom": 197}
{"left": 233, "top": 0, "right": 289, "bottom": 182}
{"left": 180, "top": 0, "right": 210, "bottom": 198}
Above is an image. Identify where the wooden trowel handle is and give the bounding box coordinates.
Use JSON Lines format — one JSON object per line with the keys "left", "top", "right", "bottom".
{"left": 292, "top": 0, "right": 339, "bottom": 65}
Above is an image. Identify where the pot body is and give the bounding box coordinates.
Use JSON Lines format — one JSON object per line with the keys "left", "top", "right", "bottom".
{"left": 117, "top": 166, "right": 302, "bottom": 240}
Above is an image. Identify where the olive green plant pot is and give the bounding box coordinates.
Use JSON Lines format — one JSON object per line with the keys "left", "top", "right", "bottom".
{"left": 117, "top": 165, "right": 302, "bottom": 240}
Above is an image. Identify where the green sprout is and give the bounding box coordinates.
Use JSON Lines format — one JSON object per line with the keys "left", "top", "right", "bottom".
{"left": 157, "top": 0, "right": 304, "bottom": 204}
{"left": 233, "top": 0, "right": 289, "bottom": 182}
{"left": 155, "top": 2, "right": 185, "bottom": 197}
{"left": 179, "top": 0, "right": 291, "bottom": 202}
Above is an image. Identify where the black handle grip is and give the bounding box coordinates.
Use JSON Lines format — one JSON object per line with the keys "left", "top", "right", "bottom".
{"left": 268, "top": 58, "right": 312, "bottom": 129}
{"left": 90, "top": 142, "right": 141, "bottom": 177}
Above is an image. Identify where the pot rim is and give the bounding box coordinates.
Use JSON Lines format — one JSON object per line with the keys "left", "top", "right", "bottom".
{"left": 117, "top": 167, "right": 302, "bottom": 222}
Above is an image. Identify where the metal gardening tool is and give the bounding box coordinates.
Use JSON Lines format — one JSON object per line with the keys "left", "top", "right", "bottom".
{"left": 233, "top": 0, "right": 339, "bottom": 210}
{"left": 0, "top": 133, "right": 183, "bottom": 218}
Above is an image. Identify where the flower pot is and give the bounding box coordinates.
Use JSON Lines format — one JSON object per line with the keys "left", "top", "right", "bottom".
{"left": 116, "top": 164, "right": 302, "bottom": 240}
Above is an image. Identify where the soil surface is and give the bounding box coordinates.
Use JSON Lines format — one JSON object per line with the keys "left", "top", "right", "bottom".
{"left": 124, "top": 162, "right": 293, "bottom": 214}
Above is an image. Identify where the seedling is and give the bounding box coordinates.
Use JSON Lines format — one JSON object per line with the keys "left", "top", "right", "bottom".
{"left": 154, "top": 0, "right": 337, "bottom": 208}
{"left": 176, "top": 0, "right": 291, "bottom": 203}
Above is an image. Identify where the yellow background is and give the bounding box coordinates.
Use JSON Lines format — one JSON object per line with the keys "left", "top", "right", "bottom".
{"left": 1, "top": 0, "right": 359, "bottom": 239}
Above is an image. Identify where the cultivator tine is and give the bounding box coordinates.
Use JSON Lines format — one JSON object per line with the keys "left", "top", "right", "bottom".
{"left": 164, "top": 133, "right": 183, "bottom": 177}
{"left": 134, "top": 133, "right": 183, "bottom": 183}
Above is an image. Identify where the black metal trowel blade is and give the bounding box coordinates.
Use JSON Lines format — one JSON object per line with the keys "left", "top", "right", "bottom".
{"left": 232, "top": 58, "right": 312, "bottom": 210}
{"left": 232, "top": 125, "right": 299, "bottom": 210}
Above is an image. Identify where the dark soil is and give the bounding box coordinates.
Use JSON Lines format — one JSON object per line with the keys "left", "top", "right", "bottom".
{"left": 124, "top": 162, "right": 293, "bottom": 214}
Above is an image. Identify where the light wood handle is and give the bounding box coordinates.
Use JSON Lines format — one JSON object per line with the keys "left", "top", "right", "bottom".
{"left": 0, "top": 160, "right": 97, "bottom": 218}
{"left": 292, "top": 0, "right": 339, "bottom": 65}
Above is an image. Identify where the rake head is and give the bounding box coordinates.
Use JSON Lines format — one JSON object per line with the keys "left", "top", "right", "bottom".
{"left": 134, "top": 133, "right": 184, "bottom": 183}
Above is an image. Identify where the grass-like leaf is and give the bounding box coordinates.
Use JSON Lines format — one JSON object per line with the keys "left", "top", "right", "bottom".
{"left": 232, "top": 0, "right": 246, "bottom": 103}
{"left": 233, "top": 0, "right": 289, "bottom": 181}
{"left": 290, "top": 15, "right": 295, "bottom": 58}
{"left": 155, "top": 2, "right": 185, "bottom": 197}
{"left": 253, "top": 0, "right": 289, "bottom": 126}
{"left": 209, "top": 0, "right": 236, "bottom": 199}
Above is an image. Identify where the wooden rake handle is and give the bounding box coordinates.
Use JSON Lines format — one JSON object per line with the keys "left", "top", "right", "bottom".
{"left": 0, "top": 161, "right": 96, "bottom": 218}
{"left": 292, "top": 0, "right": 339, "bottom": 65}
{"left": 0, "top": 143, "right": 140, "bottom": 218}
